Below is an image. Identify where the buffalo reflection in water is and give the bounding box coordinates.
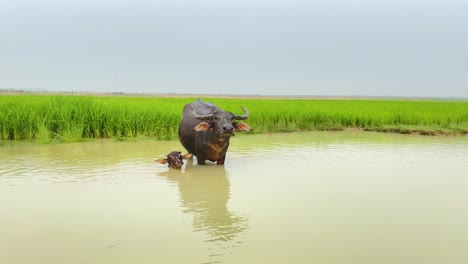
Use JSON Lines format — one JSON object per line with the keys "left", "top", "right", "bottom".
{"left": 158, "top": 162, "right": 248, "bottom": 256}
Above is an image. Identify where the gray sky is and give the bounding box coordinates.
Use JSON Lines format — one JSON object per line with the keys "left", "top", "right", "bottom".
{"left": 1, "top": 0, "right": 467, "bottom": 97}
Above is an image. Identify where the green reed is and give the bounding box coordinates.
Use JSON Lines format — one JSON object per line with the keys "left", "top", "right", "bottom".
{"left": 214, "top": 98, "right": 468, "bottom": 135}
{"left": 1, "top": 95, "right": 467, "bottom": 141}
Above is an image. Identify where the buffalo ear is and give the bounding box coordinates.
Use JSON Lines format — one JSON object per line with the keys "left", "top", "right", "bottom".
{"left": 155, "top": 158, "right": 168, "bottom": 164}
{"left": 235, "top": 122, "right": 251, "bottom": 132}
{"left": 183, "top": 153, "right": 193, "bottom": 159}
{"left": 194, "top": 122, "right": 211, "bottom": 131}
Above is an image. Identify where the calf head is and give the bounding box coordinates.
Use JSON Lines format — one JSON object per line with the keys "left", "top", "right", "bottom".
{"left": 193, "top": 106, "right": 252, "bottom": 138}
{"left": 156, "top": 151, "right": 193, "bottom": 169}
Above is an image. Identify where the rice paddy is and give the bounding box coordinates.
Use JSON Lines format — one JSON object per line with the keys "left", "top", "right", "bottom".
{"left": 1, "top": 94, "right": 467, "bottom": 142}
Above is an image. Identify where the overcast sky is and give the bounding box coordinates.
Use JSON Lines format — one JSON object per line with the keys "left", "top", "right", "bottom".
{"left": 1, "top": 0, "right": 467, "bottom": 97}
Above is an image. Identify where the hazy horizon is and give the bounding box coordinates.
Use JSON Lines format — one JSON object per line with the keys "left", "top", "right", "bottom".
{"left": 1, "top": 0, "right": 467, "bottom": 98}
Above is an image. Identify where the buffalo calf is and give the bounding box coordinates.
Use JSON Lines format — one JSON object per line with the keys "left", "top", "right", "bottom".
{"left": 156, "top": 151, "right": 193, "bottom": 169}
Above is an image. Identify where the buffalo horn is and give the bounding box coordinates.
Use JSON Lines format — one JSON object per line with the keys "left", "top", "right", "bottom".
{"left": 233, "top": 106, "right": 250, "bottom": 120}
{"left": 192, "top": 108, "right": 214, "bottom": 120}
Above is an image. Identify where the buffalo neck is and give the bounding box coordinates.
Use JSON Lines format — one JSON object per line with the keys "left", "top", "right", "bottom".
{"left": 199, "top": 131, "right": 231, "bottom": 147}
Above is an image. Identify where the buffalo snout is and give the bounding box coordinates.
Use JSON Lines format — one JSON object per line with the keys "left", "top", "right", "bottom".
{"left": 222, "top": 125, "right": 234, "bottom": 133}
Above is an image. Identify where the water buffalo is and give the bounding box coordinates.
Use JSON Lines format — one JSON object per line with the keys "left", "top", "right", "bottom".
{"left": 156, "top": 151, "right": 193, "bottom": 169}
{"left": 178, "top": 99, "right": 251, "bottom": 165}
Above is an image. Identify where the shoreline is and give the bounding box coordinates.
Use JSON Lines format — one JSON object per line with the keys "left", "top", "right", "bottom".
{"left": 0, "top": 128, "right": 464, "bottom": 145}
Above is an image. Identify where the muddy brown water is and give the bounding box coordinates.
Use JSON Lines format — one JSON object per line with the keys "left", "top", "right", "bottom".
{"left": 1, "top": 131, "right": 468, "bottom": 264}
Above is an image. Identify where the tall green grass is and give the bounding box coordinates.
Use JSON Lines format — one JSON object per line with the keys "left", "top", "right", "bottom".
{"left": 0, "top": 95, "right": 185, "bottom": 142}
{"left": 1, "top": 95, "right": 467, "bottom": 142}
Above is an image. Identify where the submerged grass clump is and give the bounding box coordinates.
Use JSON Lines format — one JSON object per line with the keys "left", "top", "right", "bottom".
{"left": 1, "top": 95, "right": 467, "bottom": 142}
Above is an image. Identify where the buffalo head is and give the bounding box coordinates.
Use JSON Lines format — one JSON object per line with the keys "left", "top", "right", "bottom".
{"left": 156, "top": 151, "right": 193, "bottom": 169}
{"left": 192, "top": 106, "right": 251, "bottom": 139}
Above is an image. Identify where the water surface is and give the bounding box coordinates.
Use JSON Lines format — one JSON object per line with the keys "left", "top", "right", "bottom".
{"left": 1, "top": 132, "right": 467, "bottom": 264}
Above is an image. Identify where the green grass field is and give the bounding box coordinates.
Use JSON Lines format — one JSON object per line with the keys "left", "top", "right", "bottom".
{"left": 1, "top": 95, "right": 467, "bottom": 142}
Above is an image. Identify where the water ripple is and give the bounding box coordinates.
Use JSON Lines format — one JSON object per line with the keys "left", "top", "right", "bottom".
{"left": 0, "top": 155, "right": 154, "bottom": 184}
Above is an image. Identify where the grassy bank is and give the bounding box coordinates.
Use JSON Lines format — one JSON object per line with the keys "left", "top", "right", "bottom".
{"left": 1, "top": 95, "right": 467, "bottom": 142}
